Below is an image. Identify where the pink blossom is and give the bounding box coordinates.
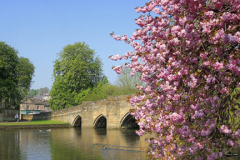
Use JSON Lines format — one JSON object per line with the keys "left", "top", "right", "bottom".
{"left": 190, "top": 103, "right": 199, "bottom": 110}
{"left": 112, "top": 65, "right": 124, "bottom": 74}
{"left": 222, "top": 12, "right": 232, "bottom": 23}
{"left": 207, "top": 152, "right": 218, "bottom": 160}
{"left": 121, "top": 34, "right": 127, "bottom": 41}
{"left": 171, "top": 25, "right": 181, "bottom": 36}
{"left": 136, "top": 129, "right": 146, "bottom": 136}
{"left": 195, "top": 109, "right": 205, "bottom": 119}
{"left": 201, "top": 129, "right": 211, "bottom": 136}
{"left": 116, "top": 54, "right": 122, "bottom": 60}
{"left": 228, "top": 34, "right": 238, "bottom": 44}
{"left": 204, "top": 11, "right": 214, "bottom": 19}
{"left": 185, "top": 23, "right": 194, "bottom": 33}
{"left": 169, "top": 112, "right": 184, "bottom": 123}
{"left": 204, "top": 61, "right": 210, "bottom": 66}
{"left": 227, "top": 139, "right": 235, "bottom": 146}
{"left": 200, "top": 52, "right": 208, "bottom": 60}
{"left": 220, "top": 125, "right": 232, "bottom": 134}
{"left": 188, "top": 74, "right": 198, "bottom": 88}
{"left": 152, "top": 7, "right": 160, "bottom": 14}
{"left": 180, "top": 125, "right": 190, "bottom": 137}
{"left": 135, "top": 7, "right": 141, "bottom": 13}
{"left": 219, "top": 152, "right": 223, "bottom": 157}
{"left": 136, "top": 85, "right": 143, "bottom": 91}
{"left": 111, "top": 0, "right": 240, "bottom": 158}
{"left": 109, "top": 56, "right": 117, "bottom": 61}
{"left": 200, "top": 22, "right": 211, "bottom": 34}
{"left": 234, "top": 129, "right": 240, "bottom": 137}
{"left": 179, "top": 16, "right": 187, "bottom": 26}
{"left": 170, "top": 37, "right": 179, "bottom": 46}
{"left": 112, "top": 35, "right": 121, "bottom": 41}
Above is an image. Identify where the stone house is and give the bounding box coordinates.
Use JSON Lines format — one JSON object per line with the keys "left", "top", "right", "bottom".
{"left": 20, "top": 98, "right": 51, "bottom": 115}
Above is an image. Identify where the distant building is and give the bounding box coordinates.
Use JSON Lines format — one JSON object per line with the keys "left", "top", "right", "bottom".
{"left": 20, "top": 98, "right": 51, "bottom": 115}
{"left": 33, "top": 92, "right": 51, "bottom": 101}
{"left": 42, "top": 92, "right": 51, "bottom": 100}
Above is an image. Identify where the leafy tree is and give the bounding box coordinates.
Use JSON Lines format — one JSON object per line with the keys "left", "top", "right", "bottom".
{"left": 115, "top": 67, "right": 145, "bottom": 93}
{"left": 0, "top": 42, "right": 34, "bottom": 109}
{"left": 17, "top": 57, "right": 35, "bottom": 99}
{"left": 50, "top": 42, "right": 106, "bottom": 110}
{"left": 28, "top": 89, "right": 37, "bottom": 97}
{"left": 111, "top": 0, "right": 240, "bottom": 159}
{"left": 74, "top": 75, "right": 143, "bottom": 105}
{"left": 28, "top": 87, "right": 49, "bottom": 97}
{"left": 38, "top": 87, "right": 49, "bottom": 95}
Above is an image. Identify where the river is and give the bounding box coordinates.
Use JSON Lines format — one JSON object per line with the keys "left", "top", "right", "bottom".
{"left": 0, "top": 127, "right": 149, "bottom": 160}
{"left": 1, "top": 127, "right": 240, "bottom": 160}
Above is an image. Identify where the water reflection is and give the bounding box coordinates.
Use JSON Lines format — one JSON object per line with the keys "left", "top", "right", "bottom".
{"left": 0, "top": 128, "right": 149, "bottom": 160}
{"left": 94, "top": 128, "right": 107, "bottom": 135}
{"left": 0, "top": 130, "right": 23, "bottom": 160}
{"left": 50, "top": 128, "right": 148, "bottom": 160}
{"left": 2, "top": 128, "right": 240, "bottom": 159}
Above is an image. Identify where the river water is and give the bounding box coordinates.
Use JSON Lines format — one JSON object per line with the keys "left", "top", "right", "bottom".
{"left": 1, "top": 127, "right": 240, "bottom": 160}
{"left": 0, "top": 127, "right": 149, "bottom": 160}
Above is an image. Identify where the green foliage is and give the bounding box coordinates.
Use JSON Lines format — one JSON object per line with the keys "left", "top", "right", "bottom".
{"left": 38, "top": 87, "right": 49, "bottom": 95}
{"left": 28, "top": 87, "right": 49, "bottom": 97}
{"left": 115, "top": 67, "right": 146, "bottom": 91}
{"left": 74, "top": 81, "right": 139, "bottom": 105}
{"left": 28, "top": 89, "right": 37, "bottom": 97}
{"left": 0, "top": 42, "right": 35, "bottom": 109}
{"left": 17, "top": 57, "right": 35, "bottom": 99}
{"left": 50, "top": 42, "right": 106, "bottom": 110}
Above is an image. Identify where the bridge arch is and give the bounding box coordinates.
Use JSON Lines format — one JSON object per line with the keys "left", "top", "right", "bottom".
{"left": 94, "top": 114, "right": 107, "bottom": 128}
{"left": 120, "top": 112, "right": 139, "bottom": 129}
{"left": 72, "top": 115, "right": 82, "bottom": 127}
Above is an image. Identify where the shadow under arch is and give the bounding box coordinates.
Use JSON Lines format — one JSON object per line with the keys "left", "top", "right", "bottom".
{"left": 72, "top": 115, "right": 82, "bottom": 127}
{"left": 120, "top": 112, "right": 139, "bottom": 129}
{"left": 94, "top": 114, "right": 107, "bottom": 128}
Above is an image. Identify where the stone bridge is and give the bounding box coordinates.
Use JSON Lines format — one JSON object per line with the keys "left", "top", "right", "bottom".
{"left": 22, "top": 95, "right": 139, "bottom": 129}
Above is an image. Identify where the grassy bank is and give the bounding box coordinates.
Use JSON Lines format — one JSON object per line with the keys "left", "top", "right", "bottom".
{"left": 0, "top": 120, "right": 69, "bottom": 125}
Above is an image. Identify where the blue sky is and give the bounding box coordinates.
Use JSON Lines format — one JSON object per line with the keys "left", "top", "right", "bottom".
{"left": 0, "top": 0, "right": 148, "bottom": 90}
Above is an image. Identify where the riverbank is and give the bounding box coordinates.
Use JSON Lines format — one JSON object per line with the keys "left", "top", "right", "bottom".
{"left": 0, "top": 120, "right": 70, "bottom": 130}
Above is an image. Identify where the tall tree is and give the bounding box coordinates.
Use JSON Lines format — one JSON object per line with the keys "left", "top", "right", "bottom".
{"left": 0, "top": 42, "right": 34, "bottom": 109}
{"left": 50, "top": 42, "right": 106, "bottom": 110}
{"left": 111, "top": 0, "right": 240, "bottom": 159}
{"left": 17, "top": 57, "right": 35, "bottom": 100}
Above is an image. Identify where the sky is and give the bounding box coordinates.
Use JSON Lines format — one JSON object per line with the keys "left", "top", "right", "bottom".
{"left": 0, "top": 0, "right": 148, "bottom": 90}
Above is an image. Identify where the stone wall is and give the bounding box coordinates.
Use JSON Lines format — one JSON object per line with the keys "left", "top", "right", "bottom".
{"left": 0, "top": 110, "right": 19, "bottom": 122}
{"left": 21, "top": 112, "right": 52, "bottom": 121}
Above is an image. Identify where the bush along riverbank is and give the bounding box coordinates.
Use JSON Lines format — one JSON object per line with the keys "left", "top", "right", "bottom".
{"left": 0, "top": 120, "right": 70, "bottom": 130}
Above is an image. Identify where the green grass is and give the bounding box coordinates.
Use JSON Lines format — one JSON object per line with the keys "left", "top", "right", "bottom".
{"left": 0, "top": 120, "right": 69, "bottom": 125}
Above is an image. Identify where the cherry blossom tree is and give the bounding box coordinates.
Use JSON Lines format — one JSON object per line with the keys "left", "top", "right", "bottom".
{"left": 110, "top": 0, "right": 240, "bottom": 159}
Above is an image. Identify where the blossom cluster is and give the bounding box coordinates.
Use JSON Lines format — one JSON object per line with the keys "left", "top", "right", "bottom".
{"left": 110, "top": 0, "right": 240, "bottom": 159}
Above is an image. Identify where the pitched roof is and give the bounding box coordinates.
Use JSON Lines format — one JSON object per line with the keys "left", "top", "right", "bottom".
{"left": 21, "top": 98, "right": 49, "bottom": 106}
